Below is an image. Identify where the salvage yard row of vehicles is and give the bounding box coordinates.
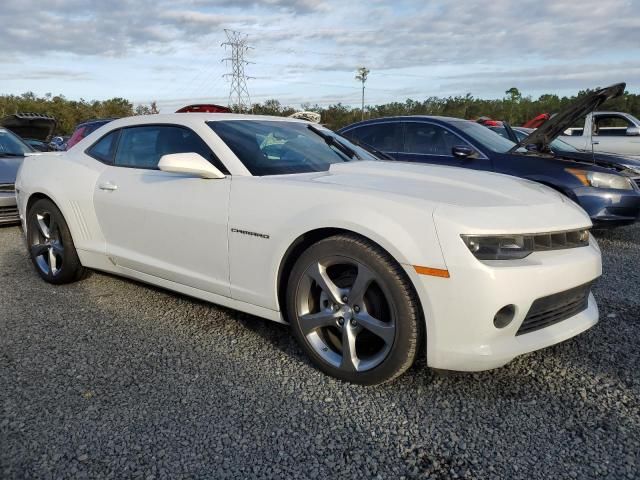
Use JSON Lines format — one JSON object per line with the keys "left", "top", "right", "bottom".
{"left": 3, "top": 83, "right": 640, "bottom": 384}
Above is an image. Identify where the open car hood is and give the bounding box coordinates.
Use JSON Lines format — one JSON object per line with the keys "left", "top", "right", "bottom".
{"left": 0, "top": 113, "right": 57, "bottom": 142}
{"left": 510, "top": 83, "right": 626, "bottom": 153}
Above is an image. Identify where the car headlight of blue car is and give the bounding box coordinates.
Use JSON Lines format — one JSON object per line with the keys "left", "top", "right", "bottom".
{"left": 566, "top": 168, "right": 634, "bottom": 190}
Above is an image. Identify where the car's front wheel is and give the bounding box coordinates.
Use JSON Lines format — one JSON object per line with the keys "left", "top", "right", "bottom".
{"left": 287, "top": 234, "right": 422, "bottom": 385}
{"left": 27, "top": 198, "right": 86, "bottom": 284}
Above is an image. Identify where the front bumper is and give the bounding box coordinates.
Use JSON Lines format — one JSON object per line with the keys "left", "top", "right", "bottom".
{"left": 407, "top": 222, "right": 601, "bottom": 372}
{"left": 574, "top": 185, "right": 640, "bottom": 228}
{"left": 0, "top": 191, "right": 19, "bottom": 226}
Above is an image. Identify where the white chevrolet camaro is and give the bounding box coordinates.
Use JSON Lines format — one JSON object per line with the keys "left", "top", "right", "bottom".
{"left": 15, "top": 114, "right": 602, "bottom": 385}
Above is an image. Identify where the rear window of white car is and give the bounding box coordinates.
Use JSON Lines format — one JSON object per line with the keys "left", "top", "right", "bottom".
{"left": 207, "top": 120, "right": 375, "bottom": 176}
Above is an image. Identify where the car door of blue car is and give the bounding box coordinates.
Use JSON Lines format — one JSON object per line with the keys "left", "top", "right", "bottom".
{"left": 395, "top": 121, "right": 491, "bottom": 171}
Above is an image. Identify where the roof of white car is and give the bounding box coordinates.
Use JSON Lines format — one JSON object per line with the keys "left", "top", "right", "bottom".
{"left": 107, "top": 113, "right": 308, "bottom": 129}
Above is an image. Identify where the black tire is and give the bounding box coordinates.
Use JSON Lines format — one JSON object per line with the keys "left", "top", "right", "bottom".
{"left": 286, "top": 234, "right": 422, "bottom": 385}
{"left": 27, "top": 198, "right": 87, "bottom": 284}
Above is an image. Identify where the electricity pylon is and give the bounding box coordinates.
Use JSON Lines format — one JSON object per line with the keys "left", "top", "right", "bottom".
{"left": 222, "top": 29, "right": 253, "bottom": 112}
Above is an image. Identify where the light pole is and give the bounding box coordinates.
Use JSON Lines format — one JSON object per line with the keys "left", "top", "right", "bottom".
{"left": 355, "top": 67, "right": 370, "bottom": 120}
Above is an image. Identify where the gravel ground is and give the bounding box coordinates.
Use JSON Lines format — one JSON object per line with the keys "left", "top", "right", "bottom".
{"left": 1, "top": 224, "right": 639, "bottom": 480}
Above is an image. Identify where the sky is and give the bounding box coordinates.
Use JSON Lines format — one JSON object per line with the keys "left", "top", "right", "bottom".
{"left": 1, "top": 0, "right": 639, "bottom": 112}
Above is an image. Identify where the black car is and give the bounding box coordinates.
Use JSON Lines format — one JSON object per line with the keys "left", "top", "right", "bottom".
{"left": 0, "top": 113, "right": 57, "bottom": 152}
{"left": 0, "top": 127, "right": 34, "bottom": 225}
{"left": 339, "top": 84, "right": 640, "bottom": 228}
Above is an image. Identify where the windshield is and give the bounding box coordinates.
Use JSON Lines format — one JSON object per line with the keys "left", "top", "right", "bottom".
{"left": 207, "top": 120, "right": 377, "bottom": 176}
{"left": 550, "top": 138, "right": 580, "bottom": 152}
{"left": 450, "top": 120, "right": 519, "bottom": 153}
{"left": 513, "top": 128, "right": 580, "bottom": 153}
{"left": 0, "top": 128, "right": 33, "bottom": 156}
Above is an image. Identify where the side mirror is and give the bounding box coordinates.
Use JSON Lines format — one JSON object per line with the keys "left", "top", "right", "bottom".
{"left": 452, "top": 145, "right": 476, "bottom": 159}
{"left": 158, "top": 152, "right": 225, "bottom": 179}
{"left": 626, "top": 126, "right": 640, "bottom": 136}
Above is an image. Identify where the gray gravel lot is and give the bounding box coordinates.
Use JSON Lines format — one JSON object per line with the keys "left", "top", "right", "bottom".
{"left": 1, "top": 224, "right": 639, "bottom": 479}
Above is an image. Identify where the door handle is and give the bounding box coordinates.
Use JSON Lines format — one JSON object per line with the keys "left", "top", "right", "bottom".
{"left": 592, "top": 141, "right": 600, "bottom": 145}
{"left": 98, "top": 182, "right": 118, "bottom": 191}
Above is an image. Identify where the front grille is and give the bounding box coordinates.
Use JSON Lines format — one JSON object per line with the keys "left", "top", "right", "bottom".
{"left": 633, "top": 177, "right": 640, "bottom": 189}
{"left": 0, "top": 183, "right": 15, "bottom": 193}
{"left": 516, "top": 282, "right": 592, "bottom": 336}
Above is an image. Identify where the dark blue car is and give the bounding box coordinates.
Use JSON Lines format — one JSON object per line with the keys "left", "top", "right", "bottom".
{"left": 339, "top": 83, "right": 640, "bottom": 228}
{"left": 339, "top": 122, "right": 640, "bottom": 229}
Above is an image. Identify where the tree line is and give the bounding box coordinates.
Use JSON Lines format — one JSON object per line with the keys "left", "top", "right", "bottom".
{"left": 252, "top": 88, "right": 640, "bottom": 131}
{"left": 2, "top": 88, "right": 640, "bottom": 135}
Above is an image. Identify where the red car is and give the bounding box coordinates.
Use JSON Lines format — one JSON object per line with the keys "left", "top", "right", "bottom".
{"left": 522, "top": 113, "right": 552, "bottom": 129}
{"left": 175, "top": 104, "right": 231, "bottom": 113}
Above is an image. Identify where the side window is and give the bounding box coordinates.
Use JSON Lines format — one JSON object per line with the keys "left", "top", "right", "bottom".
{"left": 343, "top": 123, "right": 402, "bottom": 152}
{"left": 87, "top": 130, "right": 119, "bottom": 164}
{"left": 403, "top": 123, "right": 462, "bottom": 156}
{"left": 594, "top": 115, "right": 633, "bottom": 136}
{"left": 114, "top": 125, "right": 227, "bottom": 172}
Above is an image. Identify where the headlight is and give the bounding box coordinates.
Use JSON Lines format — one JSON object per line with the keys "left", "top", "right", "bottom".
{"left": 566, "top": 168, "right": 633, "bottom": 190}
{"left": 461, "top": 229, "right": 590, "bottom": 260}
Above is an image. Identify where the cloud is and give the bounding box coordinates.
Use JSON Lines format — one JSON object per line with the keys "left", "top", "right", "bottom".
{"left": 441, "top": 61, "right": 640, "bottom": 96}
{"left": 0, "top": 0, "right": 260, "bottom": 56}
{"left": 0, "top": 0, "right": 330, "bottom": 57}
{"left": 3, "top": 0, "right": 639, "bottom": 63}
{"left": 19, "top": 69, "right": 91, "bottom": 81}
{"left": 1, "top": 0, "right": 639, "bottom": 103}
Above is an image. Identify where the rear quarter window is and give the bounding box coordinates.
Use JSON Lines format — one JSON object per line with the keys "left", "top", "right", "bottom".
{"left": 86, "top": 130, "right": 120, "bottom": 164}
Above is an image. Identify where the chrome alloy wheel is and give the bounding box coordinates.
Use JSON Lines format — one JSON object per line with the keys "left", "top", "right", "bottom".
{"left": 29, "top": 211, "right": 64, "bottom": 277}
{"left": 295, "top": 256, "right": 396, "bottom": 372}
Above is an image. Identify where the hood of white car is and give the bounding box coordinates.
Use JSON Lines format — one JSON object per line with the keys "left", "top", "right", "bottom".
{"left": 312, "top": 161, "right": 565, "bottom": 208}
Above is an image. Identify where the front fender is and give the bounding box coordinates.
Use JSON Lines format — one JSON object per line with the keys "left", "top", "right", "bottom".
{"left": 228, "top": 177, "right": 446, "bottom": 312}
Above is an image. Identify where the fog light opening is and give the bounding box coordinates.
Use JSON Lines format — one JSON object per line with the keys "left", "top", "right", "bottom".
{"left": 494, "top": 305, "right": 516, "bottom": 329}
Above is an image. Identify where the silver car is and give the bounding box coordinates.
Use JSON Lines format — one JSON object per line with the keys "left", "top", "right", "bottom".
{"left": 0, "top": 127, "right": 33, "bottom": 225}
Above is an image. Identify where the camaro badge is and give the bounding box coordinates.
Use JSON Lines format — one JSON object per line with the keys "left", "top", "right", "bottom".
{"left": 231, "top": 228, "right": 270, "bottom": 239}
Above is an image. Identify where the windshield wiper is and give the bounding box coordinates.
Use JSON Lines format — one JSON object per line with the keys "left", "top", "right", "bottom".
{"left": 307, "top": 125, "right": 361, "bottom": 160}
{"left": 0, "top": 152, "right": 25, "bottom": 157}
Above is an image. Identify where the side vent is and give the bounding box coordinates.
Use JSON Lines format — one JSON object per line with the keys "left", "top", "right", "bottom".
{"left": 69, "top": 201, "right": 90, "bottom": 241}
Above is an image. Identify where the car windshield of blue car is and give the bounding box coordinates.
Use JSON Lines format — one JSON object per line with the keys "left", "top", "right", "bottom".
{"left": 0, "top": 128, "right": 33, "bottom": 156}
{"left": 208, "top": 120, "right": 377, "bottom": 176}
{"left": 451, "top": 120, "right": 525, "bottom": 153}
{"left": 550, "top": 138, "right": 580, "bottom": 153}
{"left": 513, "top": 128, "right": 580, "bottom": 153}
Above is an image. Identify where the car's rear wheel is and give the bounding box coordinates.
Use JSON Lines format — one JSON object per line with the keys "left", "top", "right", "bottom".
{"left": 27, "top": 198, "right": 86, "bottom": 284}
{"left": 287, "top": 234, "right": 422, "bottom": 385}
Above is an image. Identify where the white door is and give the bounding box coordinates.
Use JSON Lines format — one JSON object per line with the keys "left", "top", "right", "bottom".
{"left": 592, "top": 114, "right": 640, "bottom": 156}
{"left": 92, "top": 124, "right": 231, "bottom": 297}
